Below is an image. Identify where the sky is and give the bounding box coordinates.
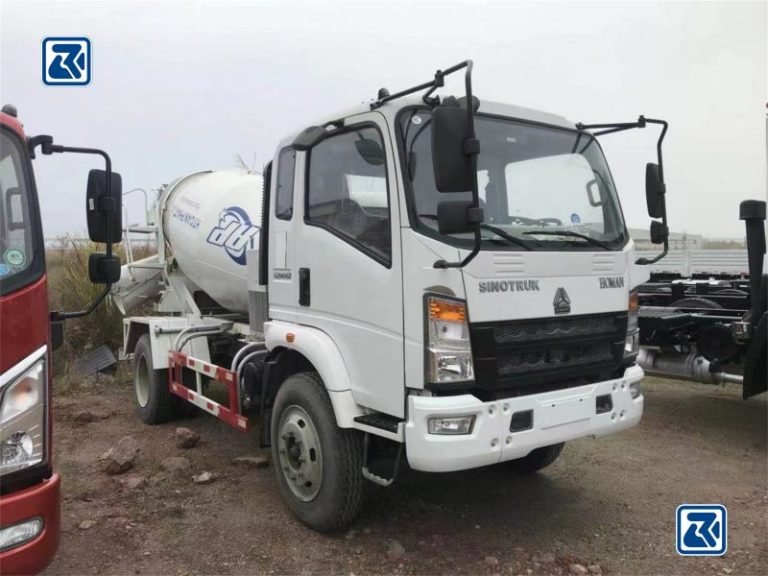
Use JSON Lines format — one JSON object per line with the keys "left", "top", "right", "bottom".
{"left": 1, "top": 0, "right": 766, "bottom": 239}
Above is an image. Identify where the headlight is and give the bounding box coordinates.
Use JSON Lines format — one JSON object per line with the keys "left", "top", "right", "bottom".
{"left": 0, "top": 353, "right": 46, "bottom": 476}
{"left": 625, "top": 290, "right": 640, "bottom": 359}
{"left": 426, "top": 295, "right": 474, "bottom": 384}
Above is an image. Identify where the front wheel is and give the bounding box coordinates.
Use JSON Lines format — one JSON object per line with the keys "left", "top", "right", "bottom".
{"left": 507, "top": 443, "right": 565, "bottom": 473}
{"left": 271, "top": 372, "right": 364, "bottom": 532}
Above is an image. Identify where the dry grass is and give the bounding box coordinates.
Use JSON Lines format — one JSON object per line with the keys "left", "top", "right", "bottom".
{"left": 47, "top": 236, "right": 154, "bottom": 392}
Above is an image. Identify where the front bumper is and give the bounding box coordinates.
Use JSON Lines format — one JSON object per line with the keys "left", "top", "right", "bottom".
{"left": 406, "top": 365, "right": 644, "bottom": 472}
{"left": 0, "top": 473, "right": 61, "bottom": 576}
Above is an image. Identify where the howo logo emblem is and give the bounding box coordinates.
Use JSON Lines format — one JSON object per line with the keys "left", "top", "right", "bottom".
{"left": 553, "top": 287, "right": 571, "bottom": 315}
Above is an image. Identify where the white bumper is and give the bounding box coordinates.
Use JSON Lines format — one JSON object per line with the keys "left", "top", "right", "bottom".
{"left": 405, "top": 365, "right": 644, "bottom": 472}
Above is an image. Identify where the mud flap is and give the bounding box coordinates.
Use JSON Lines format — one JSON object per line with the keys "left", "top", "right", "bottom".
{"left": 742, "top": 312, "right": 767, "bottom": 399}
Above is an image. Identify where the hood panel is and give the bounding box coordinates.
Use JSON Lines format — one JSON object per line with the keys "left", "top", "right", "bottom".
{"left": 462, "top": 251, "right": 629, "bottom": 323}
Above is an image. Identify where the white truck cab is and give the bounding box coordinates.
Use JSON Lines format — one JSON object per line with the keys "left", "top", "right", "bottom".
{"left": 120, "top": 61, "right": 670, "bottom": 531}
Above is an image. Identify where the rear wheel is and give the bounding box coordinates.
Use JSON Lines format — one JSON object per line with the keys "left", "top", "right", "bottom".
{"left": 507, "top": 443, "right": 565, "bottom": 473}
{"left": 133, "top": 334, "right": 185, "bottom": 424}
{"left": 271, "top": 372, "right": 364, "bottom": 532}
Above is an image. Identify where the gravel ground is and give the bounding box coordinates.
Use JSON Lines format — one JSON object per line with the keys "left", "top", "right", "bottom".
{"left": 43, "top": 376, "right": 766, "bottom": 576}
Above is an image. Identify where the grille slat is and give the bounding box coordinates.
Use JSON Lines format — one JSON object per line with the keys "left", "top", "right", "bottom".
{"left": 494, "top": 316, "right": 618, "bottom": 344}
{"left": 497, "top": 342, "right": 614, "bottom": 375}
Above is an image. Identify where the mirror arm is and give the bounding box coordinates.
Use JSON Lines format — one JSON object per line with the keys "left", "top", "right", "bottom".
{"left": 38, "top": 141, "right": 116, "bottom": 260}
{"left": 635, "top": 237, "right": 669, "bottom": 266}
{"left": 37, "top": 138, "right": 119, "bottom": 317}
{"left": 370, "top": 60, "right": 472, "bottom": 110}
{"left": 50, "top": 284, "right": 111, "bottom": 322}
{"left": 434, "top": 228, "right": 482, "bottom": 269}
{"left": 578, "top": 117, "right": 671, "bottom": 266}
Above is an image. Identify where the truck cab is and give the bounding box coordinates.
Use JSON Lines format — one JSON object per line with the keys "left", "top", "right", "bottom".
{"left": 0, "top": 104, "right": 122, "bottom": 573}
{"left": 122, "top": 61, "right": 670, "bottom": 532}
{"left": 265, "top": 97, "right": 645, "bottom": 472}
{"left": 0, "top": 107, "right": 59, "bottom": 575}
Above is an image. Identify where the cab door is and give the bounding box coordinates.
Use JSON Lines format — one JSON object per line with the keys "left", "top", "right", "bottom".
{"left": 292, "top": 113, "right": 405, "bottom": 417}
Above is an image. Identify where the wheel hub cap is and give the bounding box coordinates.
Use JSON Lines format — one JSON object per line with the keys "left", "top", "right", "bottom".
{"left": 277, "top": 405, "right": 322, "bottom": 502}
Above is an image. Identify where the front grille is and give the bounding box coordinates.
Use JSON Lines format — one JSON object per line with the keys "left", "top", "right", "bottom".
{"left": 429, "top": 312, "right": 628, "bottom": 400}
{"left": 497, "top": 341, "right": 615, "bottom": 375}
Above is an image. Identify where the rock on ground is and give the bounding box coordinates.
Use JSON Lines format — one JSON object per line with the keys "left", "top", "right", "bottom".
{"left": 569, "top": 564, "right": 589, "bottom": 575}
{"left": 101, "top": 435, "right": 138, "bottom": 475}
{"left": 192, "top": 471, "right": 217, "bottom": 485}
{"left": 231, "top": 455, "right": 269, "bottom": 468}
{"left": 533, "top": 552, "right": 556, "bottom": 564}
{"left": 74, "top": 410, "right": 97, "bottom": 423}
{"left": 78, "top": 520, "right": 95, "bottom": 530}
{"left": 175, "top": 427, "right": 200, "bottom": 449}
{"left": 588, "top": 565, "right": 603, "bottom": 575}
{"left": 161, "top": 456, "right": 191, "bottom": 472}
{"left": 119, "top": 474, "right": 146, "bottom": 490}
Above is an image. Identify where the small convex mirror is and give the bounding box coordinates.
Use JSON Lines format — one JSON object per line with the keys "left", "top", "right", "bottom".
{"left": 88, "top": 253, "right": 121, "bottom": 284}
{"left": 650, "top": 220, "right": 668, "bottom": 244}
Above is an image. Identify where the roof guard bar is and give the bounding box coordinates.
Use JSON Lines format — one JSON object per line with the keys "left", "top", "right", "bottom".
{"left": 577, "top": 115, "right": 670, "bottom": 266}
{"left": 369, "top": 60, "right": 471, "bottom": 110}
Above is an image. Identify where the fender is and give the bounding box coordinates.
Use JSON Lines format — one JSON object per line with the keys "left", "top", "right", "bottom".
{"left": 264, "top": 320, "right": 364, "bottom": 428}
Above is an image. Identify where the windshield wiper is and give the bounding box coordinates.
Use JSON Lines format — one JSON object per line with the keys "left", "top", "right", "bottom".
{"left": 418, "top": 215, "right": 532, "bottom": 250}
{"left": 522, "top": 229, "right": 611, "bottom": 250}
{"left": 480, "top": 223, "right": 532, "bottom": 250}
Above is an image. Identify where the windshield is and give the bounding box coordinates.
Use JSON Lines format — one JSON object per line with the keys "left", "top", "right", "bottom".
{"left": 0, "top": 128, "right": 40, "bottom": 295}
{"left": 400, "top": 109, "right": 627, "bottom": 250}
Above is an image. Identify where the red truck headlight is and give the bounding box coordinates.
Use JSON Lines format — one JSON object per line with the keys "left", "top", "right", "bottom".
{"left": 0, "top": 347, "right": 47, "bottom": 477}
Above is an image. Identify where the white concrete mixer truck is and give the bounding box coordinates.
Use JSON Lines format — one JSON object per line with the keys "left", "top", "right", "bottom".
{"left": 117, "top": 61, "right": 673, "bottom": 532}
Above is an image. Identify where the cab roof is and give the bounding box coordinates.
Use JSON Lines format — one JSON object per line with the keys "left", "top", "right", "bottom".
{"left": 0, "top": 111, "right": 26, "bottom": 141}
{"left": 277, "top": 95, "right": 577, "bottom": 151}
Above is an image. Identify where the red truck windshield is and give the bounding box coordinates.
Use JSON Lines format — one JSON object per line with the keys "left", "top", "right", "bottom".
{"left": 0, "top": 127, "right": 43, "bottom": 296}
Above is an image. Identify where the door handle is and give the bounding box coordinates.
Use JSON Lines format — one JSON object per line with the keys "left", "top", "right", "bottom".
{"left": 299, "top": 268, "right": 310, "bottom": 307}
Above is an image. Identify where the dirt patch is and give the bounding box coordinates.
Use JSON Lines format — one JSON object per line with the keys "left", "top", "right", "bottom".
{"left": 44, "top": 377, "right": 767, "bottom": 575}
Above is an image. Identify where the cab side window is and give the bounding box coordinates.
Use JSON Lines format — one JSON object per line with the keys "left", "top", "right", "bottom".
{"left": 306, "top": 126, "right": 391, "bottom": 265}
{"left": 275, "top": 148, "right": 295, "bottom": 220}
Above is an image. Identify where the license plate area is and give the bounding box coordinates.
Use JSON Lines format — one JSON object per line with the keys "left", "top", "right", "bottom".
{"left": 536, "top": 394, "right": 593, "bottom": 429}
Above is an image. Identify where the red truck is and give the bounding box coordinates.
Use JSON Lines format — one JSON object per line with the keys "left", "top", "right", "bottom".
{"left": 0, "top": 104, "right": 122, "bottom": 575}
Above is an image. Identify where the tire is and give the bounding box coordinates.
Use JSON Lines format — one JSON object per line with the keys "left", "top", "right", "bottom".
{"left": 271, "top": 372, "right": 364, "bottom": 532}
{"left": 133, "top": 334, "right": 182, "bottom": 424}
{"left": 507, "top": 443, "right": 565, "bottom": 473}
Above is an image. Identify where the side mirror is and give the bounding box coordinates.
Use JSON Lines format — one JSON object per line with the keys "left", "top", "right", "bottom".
{"left": 86, "top": 169, "right": 122, "bottom": 243}
{"left": 431, "top": 105, "right": 474, "bottom": 193}
{"left": 645, "top": 163, "right": 665, "bottom": 218}
{"left": 436, "top": 200, "right": 484, "bottom": 235}
{"left": 650, "top": 220, "right": 668, "bottom": 244}
{"left": 88, "top": 253, "right": 121, "bottom": 284}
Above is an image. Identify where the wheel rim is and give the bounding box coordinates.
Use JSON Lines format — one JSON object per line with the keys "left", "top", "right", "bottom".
{"left": 276, "top": 405, "right": 323, "bottom": 502}
{"left": 135, "top": 354, "right": 150, "bottom": 408}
